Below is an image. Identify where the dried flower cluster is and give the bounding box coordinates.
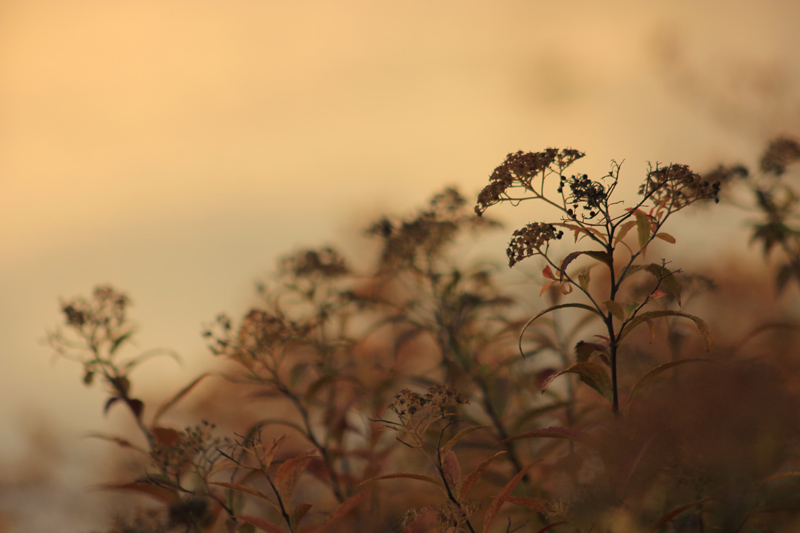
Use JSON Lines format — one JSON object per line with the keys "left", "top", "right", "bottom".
{"left": 389, "top": 384, "right": 469, "bottom": 421}
{"left": 639, "top": 163, "right": 721, "bottom": 209}
{"left": 475, "top": 148, "right": 585, "bottom": 215}
{"left": 760, "top": 136, "right": 800, "bottom": 176}
{"left": 507, "top": 223, "right": 564, "bottom": 267}
{"left": 150, "top": 421, "right": 227, "bottom": 481}
{"left": 61, "top": 285, "right": 130, "bottom": 330}
{"left": 279, "top": 247, "right": 349, "bottom": 279}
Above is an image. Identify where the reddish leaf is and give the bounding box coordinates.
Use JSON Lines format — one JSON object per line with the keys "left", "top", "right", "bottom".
{"left": 209, "top": 482, "right": 280, "bottom": 512}
{"left": 535, "top": 522, "right": 568, "bottom": 533}
{"left": 440, "top": 449, "right": 461, "bottom": 489}
{"left": 542, "top": 265, "right": 556, "bottom": 280}
{"left": 498, "top": 427, "right": 586, "bottom": 445}
{"left": 483, "top": 461, "right": 540, "bottom": 532}
{"left": 275, "top": 452, "right": 316, "bottom": 503}
{"left": 99, "top": 481, "right": 180, "bottom": 505}
{"left": 290, "top": 502, "right": 312, "bottom": 530}
{"left": 459, "top": 451, "right": 506, "bottom": 500}
{"left": 316, "top": 490, "right": 372, "bottom": 533}
{"left": 650, "top": 498, "right": 712, "bottom": 530}
{"left": 539, "top": 280, "right": 557, "bottom": 297}
{"left": 441, "top": 425, "right": 491, "bottom": 456}
{"left": 559, "top": 251, "right": 611, "bottom": 282}
{"left": 501, "top": 496, "right": 550, "bottom": 513}
{"left": 237, "top": 515, "right": 286, "bottom": 533}
{"left": 151, "top": 426, "right": 181, "bottom": 448}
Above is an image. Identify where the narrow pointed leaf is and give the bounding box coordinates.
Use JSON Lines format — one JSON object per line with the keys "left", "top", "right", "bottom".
{"left": 625, "top": 358, "right": 713, "bottom": 415}
{"left": 644, "top": 263, "right": 682, "bottom": 306}
{"left": 650, "top": 498, "right": 712, "bottom": 530}
{"left": 654, "top": 232, "right": 676, "bottom": 244}
{"left": 441, "top": 425, "right": 491, "bottom": 456}
{"left": 237, "top": 515, "right": 287, "bottom": 533}
{"left": 614, "top": 220, "right": 637, "bottom": 244}
{"left": 210, "top": 482, "right": 280, "bottom": 512}
{"left": 441, "top": 449, "right": 461, "bottom": 489}
{"left": 290, "top": 502, "right": 312, "bottom": 530}
{"left": 620, "top": 310, "right": 712, "bottom": 349}
{"left": 151, "top": 373, "right": 212, "bottom": 426}
{"left": 359, "top": 473, "right": 444, "bottom": 493}
{"left": 498, "top": 426, "right": 587, "bottom": 445}
{"left": 559, "top": 251, "right": 611, "bottom": 282}
{"left": 483, "top": 461, "right": 540, "bottom": 532}
{"left": 501, "top": 496, "right": 550, "bottom": 513}
{"left": 98, "top": 481, "right": 180, "bottom": 504}
{"left": 460, "top": 451, "right": 506, "bottom": 500}
{"left": 316, "top": 490, "right": 372, "bottom": 533}
{"left": 519, "top": 303, "right": 603, "bottom": 356}
{"left": 535, "top": 523, "right": 568, "bottom": 533}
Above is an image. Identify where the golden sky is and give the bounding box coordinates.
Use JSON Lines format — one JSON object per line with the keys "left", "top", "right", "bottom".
{"left": 1, "top": 1, "right": 799, "bottom": 528}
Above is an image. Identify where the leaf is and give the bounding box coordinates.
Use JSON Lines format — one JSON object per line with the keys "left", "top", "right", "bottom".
{"left": 619, "top": 310, "right": 712, "bottom": 350}
{"left": 604, "top": 300, "right": 625, "bottom": 322}
{"left": 519, "top": 303, "right": 603, "bottom": 356}
{"left": 558, "top": 251, "right": 611, "bottom": 282}
{"left": 574, "top": 341, "right": 608, "bottom": 364}
{"left": 257, "top": 434, "right": 287, "bottom": 471}
{"left": 542, "top": 265, "right": 556, "bottom": 280}
{"left": 210, "top": 482, "right": 280, "bottom": 512}
{"left": 359, "top": 473, "right": 444, "bottom": 494}
{"left": 614, "top": 220, "right": 637, "bottom": 244}
{"left": 483, "top": 461, "right": 540, "bottom": 532}
{"left": 624, "top": 358, "right": 713, "bottom": 415}
{"left": 104, "top": 397, "right": 121, "bottom": 416}
{"left": 290, "top": 502, "right": 312, "bottom": 530}
{"left": 459, "top": 451, "right": 506, "bottom": 500}
{"left": 539, "top": 280, "right": 557, "bottom": 297}
{"left": 654, "top": 232, "right": 676, "bottom": 244}
{"left": 98, "top": 481, "right": 180, "bottom": 505}
{"left": 441, "top": 425, "right": 492, "bottom": 456}
{"left": 650, "top": 497, "right": 712, "bottom": 530}
{"left": 83, "top": 370, "right": 95, "bottom": 385}
{"left": 501, "top": 496, "right": 550, "bottom": 513}
{"left": 634, "top": 209, "right": 652, "bottom": 251}
{"left": 83, "top": 433, "right": 148, "bottom": 454}
{"left": 236, "top": 515, "right": 286, "bottom": 533}
{"left": 542, "top": 362, "right": 613, "bottom": 403}
{"left": 535, "top": 523, "right": 568, "bottom": 533}
{"left": 498, "top": 427, "right": 587, "bottom": 445}
{"left": 440, "top": 449, "right": 461, "bottom": 489}
{"left": 275, "top": 451, "right": 316, "bottom": 503}
{"left": 644, "top": 263, "right": 682, "bottom": 306}
{"left": 151, "top": 373, "right": 212, "bottom": 426}
{"left": 760, "top": 471, "right": 800, "bottom": 485}
{"left": 316, "top": 490, "right": 372, "bottom": 533}
{"left": 577, "top": 268, "right": 592, "bottom": 291}
{"left": 110, "top": 330, "right": 135, "bottom": 355}
{"left": 126, "top": 398, "right": 144, "bottom": 421}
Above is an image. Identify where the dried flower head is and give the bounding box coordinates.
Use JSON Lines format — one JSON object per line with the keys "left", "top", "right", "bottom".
{"left": 760, "top": 136, "right": 800, "bottom": 176}
{"left": 507, "top": 223, "right": 564, "bottom": 267}
{"left": 475, "top": 148, "right": 585, "bottom": 215}
{"left": 279, "top": 247, "right": 349, "bottom": 278}
{"left": 639, "top": 163, "right": 720, "bottom": 210}
{"left": 388, "top": 384, "right": 469, "bottom": 422}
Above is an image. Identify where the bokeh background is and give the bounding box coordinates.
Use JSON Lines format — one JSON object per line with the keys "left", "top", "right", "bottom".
{"left": 2, "top": 1, "right": 799, "bottom": 530}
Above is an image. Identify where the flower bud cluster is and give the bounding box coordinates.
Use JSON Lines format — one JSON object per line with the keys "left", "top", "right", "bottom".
{"left": 640, "top": 164, "right": 721, "bottom": 210}
{"left": 507, "top": 223, "right": 564, "bottom": 267}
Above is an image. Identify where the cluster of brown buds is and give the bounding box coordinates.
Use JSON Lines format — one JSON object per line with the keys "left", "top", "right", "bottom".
{"left": 61, "top": 285, "right": 130, "bottom": 331}
{"left": 388, "top": 384, "right": 469, "bottom": 426}
{"left": 640, "top": 163, "right": 721, "bottom": 210}
{"left": 506, "top": 223, "right": 564, "bottom": 267}
{"left": 279, "top": 247, "right": 349, "bottom": 279}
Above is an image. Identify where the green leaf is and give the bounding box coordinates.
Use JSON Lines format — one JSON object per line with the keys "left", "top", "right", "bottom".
{"left": 542, "top": 362, "right": 613, "bottom": 403}
{"left": 644, "top": 263, "right": 682, "bottom": 306}
{"left": 635, "top": 209, "right": 652, "bottom": 251}
{"left": 619, "top": 310, "right": 712, "bottom": 349}
{"left": 558, "top": 251, "right": 611, "bottom": 281}
{"left": 624, "top": 358, "right": 713, "bottom": 415}
{"left": 604, "top": 300, "right": 625, "bottom": 322}
{"left": 519, "top": 303, "right": 603, "bottom": 356}
{"left": 614, "top": 220, "right": 638, "bottom": 244}
{"left": 110, "top": 330, "right": 135, "bottom": 355}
